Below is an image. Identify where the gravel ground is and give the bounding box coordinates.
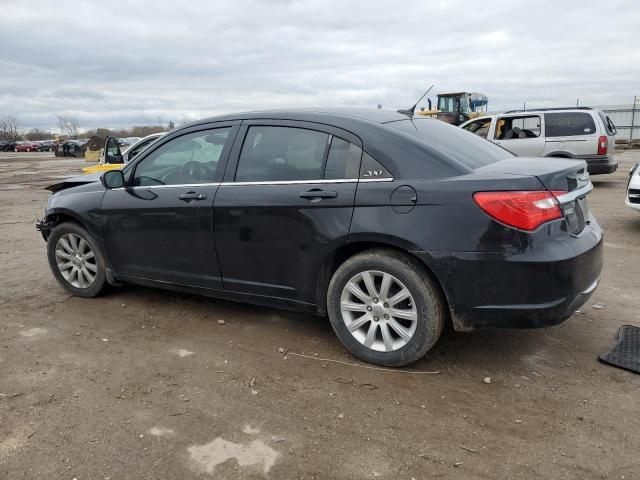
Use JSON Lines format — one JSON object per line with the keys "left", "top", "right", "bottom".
{"left": 1, "top": 150, "right": 639, "bottom": 479}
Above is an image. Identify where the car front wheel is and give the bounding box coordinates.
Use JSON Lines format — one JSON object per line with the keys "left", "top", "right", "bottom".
{"left": 327, "top": 249, "right": 445, "bottom": 367}
{"left": 47, "top": 222, "right": 107, "bottom": 297}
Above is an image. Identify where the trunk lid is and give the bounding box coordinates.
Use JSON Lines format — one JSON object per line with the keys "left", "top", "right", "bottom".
{"left": 476, "top": 157, "right": 592, "bottom": 234}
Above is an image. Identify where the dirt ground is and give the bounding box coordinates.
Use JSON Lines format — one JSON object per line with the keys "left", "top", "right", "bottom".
{"left": 1, "top": 150, "right": 639, "bottom": 480}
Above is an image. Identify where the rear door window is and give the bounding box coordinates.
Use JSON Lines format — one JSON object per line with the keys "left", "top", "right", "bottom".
{"left": 235, "top": 126, "right": 329, "bottom": 182}
{"left": 545, "top": 112, "right": 596, "bottom": 137}
{"left": 495, "top": 115, "right": 541, "bottom": 140}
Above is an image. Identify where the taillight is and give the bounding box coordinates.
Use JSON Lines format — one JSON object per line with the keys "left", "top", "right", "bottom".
{"left": 597, "top": 135, "right": 608, "bottom": 155}
{"left": 473, "top": 191, "right": 566, "bottom": 231}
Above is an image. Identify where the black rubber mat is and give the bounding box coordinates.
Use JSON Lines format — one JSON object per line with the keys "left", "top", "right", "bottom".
{"left": 599, "top": 325, "right": 640, "bottom": 374}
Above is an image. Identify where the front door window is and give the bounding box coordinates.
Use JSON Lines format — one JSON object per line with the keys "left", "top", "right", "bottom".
{"left": 133, "top": 129, "right": 230, "bottom": 186}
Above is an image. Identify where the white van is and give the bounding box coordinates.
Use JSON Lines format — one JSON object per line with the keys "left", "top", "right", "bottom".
{"left": 460, "top": 107, "right": 618, "bottom": 174}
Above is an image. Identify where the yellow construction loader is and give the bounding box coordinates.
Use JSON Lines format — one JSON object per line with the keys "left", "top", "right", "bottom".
{"left": 415, "top": 92, "right": 489, "bottom": 126}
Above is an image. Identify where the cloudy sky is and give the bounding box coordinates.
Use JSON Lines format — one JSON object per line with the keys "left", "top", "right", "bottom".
{"left": 1, "top": 0, "right": 639, "bottom": 131}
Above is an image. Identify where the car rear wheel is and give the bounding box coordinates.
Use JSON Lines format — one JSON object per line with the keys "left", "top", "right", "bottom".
{"left": 47, "top": 222, "right": 107, "bottom": 297}
{"left": 327, "top": 249, "right": 445, "bottom": 367}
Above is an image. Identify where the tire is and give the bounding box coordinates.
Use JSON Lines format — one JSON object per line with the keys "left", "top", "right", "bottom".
{"left": 327, "top": 249, "right": 445, "bottom": 367}
{"left": 47, "top": 222, "right": 107, "bottom": 297}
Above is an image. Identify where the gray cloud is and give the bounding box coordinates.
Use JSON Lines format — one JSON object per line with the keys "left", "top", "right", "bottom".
{"left": 1, "top": 0, "right": 639, "bottom": 131}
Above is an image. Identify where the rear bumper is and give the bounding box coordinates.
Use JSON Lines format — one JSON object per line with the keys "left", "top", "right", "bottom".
{"left": 581, "top": 155, "right": 617, "bottom": 175}
{"left": 418, "top": 219, "right": 604, "bottom": 331}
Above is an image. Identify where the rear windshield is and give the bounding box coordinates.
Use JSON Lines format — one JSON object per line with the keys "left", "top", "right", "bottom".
{"left": 387, "top": 118, "right": 513, "bottom": 169}
{"left": 544, "top": 112, "right": 596, "bottom": 137}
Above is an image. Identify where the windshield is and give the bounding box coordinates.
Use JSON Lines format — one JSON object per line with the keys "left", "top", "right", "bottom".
{"left": 387, "top": 118, "right": 514, "bottom": 169}
{"left": 459, "top": 95, "right": 469, "bottom": 114}
{"left": 437, "top": 96, "right": 458, "bottom": 113}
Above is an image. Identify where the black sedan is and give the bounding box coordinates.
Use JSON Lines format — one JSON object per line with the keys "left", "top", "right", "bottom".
{"left": 36, "top": 109, "right": 602, "bottom": 367}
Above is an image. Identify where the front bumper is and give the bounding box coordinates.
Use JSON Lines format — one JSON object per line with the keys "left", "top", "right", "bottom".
{"left": 626, "top": 169, "right": 640, "bottom": 211}
{"left": 419, "top": 218, "right": 604, "bottom": 331}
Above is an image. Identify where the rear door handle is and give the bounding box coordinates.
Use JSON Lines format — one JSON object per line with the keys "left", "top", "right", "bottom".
{"left": 178, "top": 191, "right": 207, "bottom": 202}
{"left": 299, "top": 189, "right": 338, "bottom": 200}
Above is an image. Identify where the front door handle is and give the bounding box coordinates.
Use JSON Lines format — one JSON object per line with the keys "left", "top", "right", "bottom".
{"left": 299, "top": 189, "right": 338, "bottom": 200}
{"left": 178, "top": 191, "right": 207, "bottom": 202}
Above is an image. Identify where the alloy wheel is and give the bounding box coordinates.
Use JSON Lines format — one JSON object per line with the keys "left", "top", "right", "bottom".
{"left": 340, "top": 270, "right": 418, "bottom": 352}
{"left": 55, "top": 233, "right": 98, "bottom": 289}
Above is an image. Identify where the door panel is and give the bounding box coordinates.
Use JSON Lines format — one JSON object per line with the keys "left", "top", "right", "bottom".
{"left": 101, "top": 124, "right": 238, "bottom": 289}
{"left": 213, "top": 120, "right": 362, "bottom": 304}
{"left": 102, "top": 184, "right": 221, "bottom": 288}
{"left": 213, "top": 181, "right": 356, "bottom": 302}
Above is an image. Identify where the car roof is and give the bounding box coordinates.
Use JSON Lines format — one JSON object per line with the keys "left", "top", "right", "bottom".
{"left": 185, "top": 108, "right": 413, "bottom": 127}
{"left": 500, "top": 108, "right": 600, "bottom": 115}
{"left": 168, "top": 108, "right": 490, "bottom": 180}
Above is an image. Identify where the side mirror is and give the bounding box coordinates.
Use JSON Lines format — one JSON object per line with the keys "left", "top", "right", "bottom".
{"left": 101, "top": 170, "right": 125, "bottom": 189}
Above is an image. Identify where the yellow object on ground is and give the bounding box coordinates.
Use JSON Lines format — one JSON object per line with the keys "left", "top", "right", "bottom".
{"left": 84, "top": 150, "right": 101, "bottom": 162}
{"left": 82, "top": 163, "right": 125, "bottom": 174}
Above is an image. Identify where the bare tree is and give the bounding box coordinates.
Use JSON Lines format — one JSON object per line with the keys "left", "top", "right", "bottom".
{"left": 25, "top": 128, "right": 54, "bottom": 141}
{"left": 57, "top": 115, "right": 80, "bottom": 139}
{"left": 0, "top": 115, "right": 21, "bottom": 141}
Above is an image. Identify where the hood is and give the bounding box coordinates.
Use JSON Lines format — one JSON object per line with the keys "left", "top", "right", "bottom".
{"left": 45, "top": 172, "right": 103, "bottom": 193}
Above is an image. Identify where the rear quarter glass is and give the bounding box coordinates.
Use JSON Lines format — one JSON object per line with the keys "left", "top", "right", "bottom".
{"left": 544, "top": 112, "right": 597, "bottom": 137}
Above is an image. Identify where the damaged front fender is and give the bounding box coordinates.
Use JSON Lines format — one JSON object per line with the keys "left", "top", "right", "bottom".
{"left": 35, "top": 217, "right": 56, "bottom": 241}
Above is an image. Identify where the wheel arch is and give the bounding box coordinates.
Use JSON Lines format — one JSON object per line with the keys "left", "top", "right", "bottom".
{"left": 545, "top": 151, "right": 575, "bottom": 158}
{"left": 37, "top": 208, "right": 88, "bottom": 242}
{"left": 315, "top": 237, "right": 451, "bottom": 322}
{"left": 43, "top": 208, "right": 89, "bottom": 236}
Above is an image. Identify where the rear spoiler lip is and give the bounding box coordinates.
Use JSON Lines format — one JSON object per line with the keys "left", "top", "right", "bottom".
{"left": 554, "top": 182, "right": 593, "bottom": 204}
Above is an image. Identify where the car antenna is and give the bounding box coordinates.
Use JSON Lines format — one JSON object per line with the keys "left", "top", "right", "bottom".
{"left": 397, "top": 85, "right": 434, "bottom": 117}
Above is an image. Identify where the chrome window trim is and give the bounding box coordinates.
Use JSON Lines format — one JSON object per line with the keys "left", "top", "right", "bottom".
{"left": 219, "top": 177, "right": 394, "bottom": 186}
{"left": 359, "top": 177, "right": 394, "bottom": 183}
{"left": 132, "top": 183, "right": 221, "bottom": 189}
{"left": 110, "top": 182, "right": 221, "bottom": 191}
{"left": 108, "top": 177, "right": 394, "bottom": 190}
{"left": 221, "top": 179, "right": 358, "bottom": 186}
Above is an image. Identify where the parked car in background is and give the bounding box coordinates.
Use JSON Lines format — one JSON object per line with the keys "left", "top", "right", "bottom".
{"left": 15, "top": 141, "right": 39, "bottom": 152}
{"left": 1, "top": 141, "right": 19, "bottom": 152}
{"left": 37, "top": 109, "right": 602, "bottom": 367}
{"left": 54, "top": 140, "right": 87, "bottom": 157}
{"left": 627, "top": 162, "right": 640, "bottom": 212}
{"left": 82, "top": 133, "right": 165, "bottom": 174}
{"left": 460, "top": 107, "right": 618, "bottom": 175}
{"left": 37, "top": 140, "right": 55, "bottom": 152}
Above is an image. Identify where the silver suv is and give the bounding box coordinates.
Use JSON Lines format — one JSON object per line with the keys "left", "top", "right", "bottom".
{"left": 460, "top": 107, "right": 618, "bottom": 174}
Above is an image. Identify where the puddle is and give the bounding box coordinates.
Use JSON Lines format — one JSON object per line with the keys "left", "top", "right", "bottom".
{"left": 19, "top": 327, "right": 47, "bottom": 337}
{"left": 188, "top": 438, "right": 279, "bottom": 475}
{"left": 242, "top": 425, "right": 260, "bottom": 435}
{"left": 148, "top": 426, "right": 174, "bottom": 437}
{"left": 173, "top": 349, "right": 194, "bottom": 357}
